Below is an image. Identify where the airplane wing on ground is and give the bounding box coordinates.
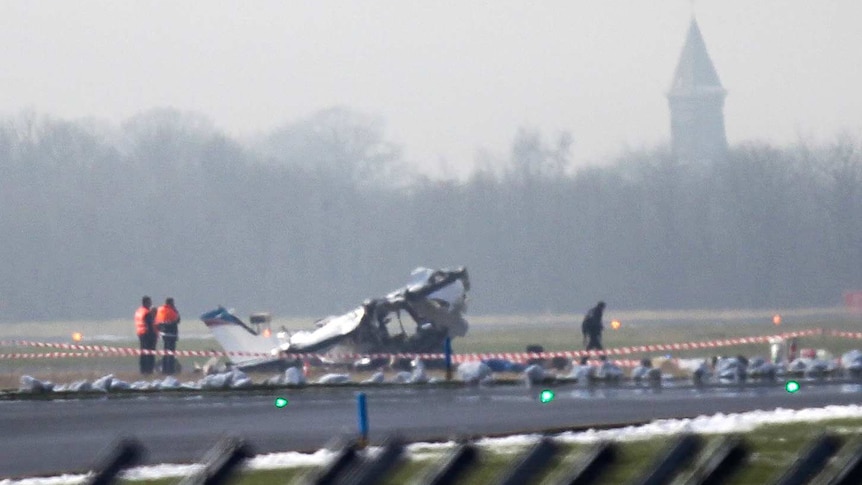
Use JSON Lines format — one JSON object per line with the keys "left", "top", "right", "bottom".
{"left": 279, "top": 307, "right": 367, "bottom": 353}
{"left": 200, "top": 307, "right": 280, "bottom": 368}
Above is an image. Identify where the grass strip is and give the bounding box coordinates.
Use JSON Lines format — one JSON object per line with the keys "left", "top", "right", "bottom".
{"left": 98, "top": 418, "right": 862, "bottom": 485}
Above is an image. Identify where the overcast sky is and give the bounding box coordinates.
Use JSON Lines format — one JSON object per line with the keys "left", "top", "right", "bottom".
{"left": 2, "top": 1, "right": 860, "bottom": 178}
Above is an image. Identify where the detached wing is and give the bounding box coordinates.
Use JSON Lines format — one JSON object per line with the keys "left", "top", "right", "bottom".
{"left": 200, "top": 307, "right": 280, "bottom": 367}
{"left": 281, "top": 307, "right": 367, "bottom": 353}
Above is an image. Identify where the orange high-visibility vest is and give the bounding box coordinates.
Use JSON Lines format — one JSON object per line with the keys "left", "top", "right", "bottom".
{"left": 134, "top": 306, "right": 152, "bottom": 336}
{"left": 155, "top": 305, "right": 179, "bottom": 325}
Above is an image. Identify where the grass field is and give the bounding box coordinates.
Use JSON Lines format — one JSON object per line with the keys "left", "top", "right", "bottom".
{"left": 115, "top": 418, "right": 862, "bottom": 484}
{"left": 1, "top": 307, "right": 860, "bottom": 389}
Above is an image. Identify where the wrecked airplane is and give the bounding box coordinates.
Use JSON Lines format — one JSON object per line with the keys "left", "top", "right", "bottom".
{"left": 200, "top": 266, "right": 470, "bottom": 370}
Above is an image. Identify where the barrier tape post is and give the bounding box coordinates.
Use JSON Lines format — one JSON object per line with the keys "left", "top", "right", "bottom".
{"left": 444, "top": 337, "right": 453, "bottom": 382}
{"left": 357, "top": 392, "right": 369, "bottom": 448}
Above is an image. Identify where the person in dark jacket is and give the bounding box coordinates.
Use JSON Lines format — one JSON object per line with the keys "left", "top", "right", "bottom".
{"left": 134, "top": 296, "right": 157, "bottom": 374}
{"left": 581, "top": 301, "right": 606, "bottom": 350}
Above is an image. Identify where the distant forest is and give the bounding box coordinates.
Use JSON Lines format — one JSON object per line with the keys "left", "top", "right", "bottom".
{"left": 1, "top": 107, "right": 860, "bottom": 321}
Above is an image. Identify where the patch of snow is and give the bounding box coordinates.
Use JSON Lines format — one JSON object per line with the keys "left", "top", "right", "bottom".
{"left": 716, "top": 357, "right": 747, "bottom": 382}
{"left": 405, "top": 440, "right": 462, "bottom": 460}
{"left": 91, "top": 375, "right": 113, "bottom": 392}
{"left": 230, "top": 377, "right": 253, "bottom": 389}
{"left": 69, "top": 380, "right": 92, "bottom": 392}
{"left": 457, "top": 361, "right": 492, "bottom": 384}
{"left": 788, "top": 358, "right": 812, "bottom": 374}
{"left": 477, "top": 433, "right": 543, "bottom": 452}
{"left": 747, "top": 358, "right": 778, "bottom": 380}
{"left": 199, "top": 373, "right": 229, "bottom": 390}
{"left": 129, "top": 381, "right": 151, "bottom": 391}
{"left": 0, "top": 473, "right": 91, "bottom": 485}
{"left": 805, "top": 359, "right": 834, "bottom": 378}
{"left": 841, "top": 350, "right": 862, "bottom": 367}
{"left": 479, "top": 374, "right": 496, "bottom": 385}
{"left": 392, "top": 371, "right": 412, "bottom": 384}
{"left": 596, "top": 361, "right": 623, "bottom": 383}
{"left": 109, "top": 379, "right": 130, "bottom": 391}
{"left": 160, "top": 376, "right": 180, "bottom": 389}
{"left": 362, "top": 371, "right": 385, "bottom": 384}
{"left": 244, "top": 448, "right": 336, "bottom": 470}
{"left": 316, "top": 373, "right": 351, "bottom": 385}
{"left": 631, "top": 365, "right": 649, "bottom": 382}
{"left": 557, "top": 405, "right": 862, "bottom": 444}
{"left": 118, "top": 464, "right": 203, "bottom": 481}
{"left": 19, "top": 376, "right": 53, "bottom": 394}
{"left": 632, "top": 361, "right": 662, "bottom": 385}
{"left": 228, "top": 370, "right": 248, "bottom": 385}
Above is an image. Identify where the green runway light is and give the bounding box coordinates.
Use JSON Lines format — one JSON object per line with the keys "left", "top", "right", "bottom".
{"left": 539, "top": 389, "right": 555, "bottom": 403}
{"left": 785, "top": 381, "right": 800, "bottom": 393}
{"left": 274, "top": 397, "right": 289, "bottom": 408}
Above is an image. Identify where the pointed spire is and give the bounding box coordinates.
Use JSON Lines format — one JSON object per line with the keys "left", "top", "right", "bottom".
{"left": 668, "top": 18, "right": 725, "bottom": 97}
{"left": 667, "top": 17, "right": 728, "bottom": 162}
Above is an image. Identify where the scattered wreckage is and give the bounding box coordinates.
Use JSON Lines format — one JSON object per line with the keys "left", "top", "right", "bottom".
{"left": 200, "top": 266, "right": 470, "bottom": 371}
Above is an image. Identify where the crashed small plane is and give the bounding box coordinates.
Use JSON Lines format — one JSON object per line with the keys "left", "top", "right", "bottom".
{"left": 200, "top": 267, "right": 470, "bottom": 371}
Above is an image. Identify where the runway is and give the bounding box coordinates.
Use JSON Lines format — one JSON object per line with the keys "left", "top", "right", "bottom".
{"left": 2, "top": 382, "right": 862, "bottom": 478}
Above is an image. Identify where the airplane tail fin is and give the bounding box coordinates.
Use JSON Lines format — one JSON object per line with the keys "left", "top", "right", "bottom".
{"left": 200, "top": 307, "right": 280, "bottom": 367}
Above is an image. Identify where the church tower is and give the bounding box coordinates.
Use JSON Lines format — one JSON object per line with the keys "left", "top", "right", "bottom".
{"left": 668, "top": 18, "right": 727, "bottom": 162}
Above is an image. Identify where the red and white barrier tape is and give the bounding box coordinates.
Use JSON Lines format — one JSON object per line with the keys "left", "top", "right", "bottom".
{"left": 0, "top": 328, "right": 839, "bottom": 364}
{"left": 0, "top": 352, "right": 120, "bottom": 359}
{"left": 825, "top": 330, "right": 862, "bottom": 340}
{"left": 0, "top": 341, "right": 256, "bottom": 358}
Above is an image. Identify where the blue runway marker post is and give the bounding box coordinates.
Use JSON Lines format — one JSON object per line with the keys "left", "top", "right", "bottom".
{"left": 445, "top": 337, "right": 453, "bottom": 382}
{"left": 357, "top": 392, "right": 369, "bottom": 448}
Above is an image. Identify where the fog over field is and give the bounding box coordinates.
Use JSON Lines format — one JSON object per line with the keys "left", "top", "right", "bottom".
{"left": 1, "top": 110, "right": 859, "bottom": 321}
{"left": 0, "top": 2, "right": 860, "bottom": 321}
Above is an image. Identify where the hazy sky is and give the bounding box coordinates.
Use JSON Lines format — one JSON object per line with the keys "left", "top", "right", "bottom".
{"left": 2, "top": 1, "right": 860, "bottom": 178}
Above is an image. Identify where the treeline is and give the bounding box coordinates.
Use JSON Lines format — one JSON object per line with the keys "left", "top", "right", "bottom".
{"left": 0, "top": 108, "right": 860, "bottom": 321}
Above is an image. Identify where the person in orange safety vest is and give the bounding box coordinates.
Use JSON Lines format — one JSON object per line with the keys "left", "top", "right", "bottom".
{"left": 155, "top": 297, "right": 181, "bottom": 375}
{"left": 134, "top": 296, "right": 157, "bottom": 374}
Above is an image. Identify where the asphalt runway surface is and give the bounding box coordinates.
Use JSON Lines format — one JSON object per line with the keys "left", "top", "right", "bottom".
{"left": 3, "top": 382, "right": 862, "bottom": 478}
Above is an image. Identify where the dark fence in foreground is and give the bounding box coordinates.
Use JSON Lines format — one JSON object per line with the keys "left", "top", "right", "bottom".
{"left": 83, "top": 432, "right": 862, "bottom": 485}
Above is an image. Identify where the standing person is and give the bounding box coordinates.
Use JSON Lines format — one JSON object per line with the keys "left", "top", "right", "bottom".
{"left": 155, "top": 297, "right": 181, "bottom": 375}
{"left": 134, "top": 296, "right": 157, "bottom": 374}
{"left": 581, "top": 301, "right": 606, "bottom": 351}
